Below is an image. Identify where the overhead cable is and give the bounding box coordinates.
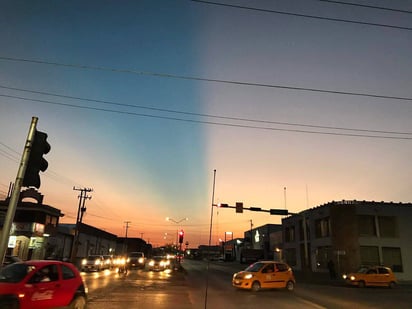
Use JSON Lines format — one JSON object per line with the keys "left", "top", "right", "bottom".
{"left": 191, "top": 0, "right": 412, "bottom": 31}
{"left": 1, "top": 85, "right": 411, "bottom": 135}
{"left": 1, "top": 93, "right": 411, "bottom": 140}
{"left": 0, "top": 56, "right": 411, "bottom": 102}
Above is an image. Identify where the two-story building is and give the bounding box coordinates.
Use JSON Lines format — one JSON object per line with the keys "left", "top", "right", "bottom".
{"left": 282, "top": 200, "right": 412, "bottom": 281}
{"left": 0, "top": 188, "right": 63, "bottom": 260}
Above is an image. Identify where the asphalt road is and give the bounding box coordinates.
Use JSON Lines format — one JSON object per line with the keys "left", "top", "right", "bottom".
{"left": 83, "top": 260, "right": 412, "bottom": 309}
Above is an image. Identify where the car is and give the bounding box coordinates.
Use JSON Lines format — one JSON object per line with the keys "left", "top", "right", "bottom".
{"left": 81, "top": 255, "right": 104, "bottom": 272}
{"left": 342, "top": 265, "right": 398, "bottom": 288}
{"left": 102, "top": 255, "right": 114, "bottom": 269}
{"left": 232, "top": 260, "right": 296, "bottom": 292}
{"left": 147, "top": 256, "right": 170, "bottom": 271}
{"left": 128, "top": 252, "right": 145, "bottom": 269}
{"left": 0, "top": 260, "right": 87, "bottom": 309}
{"left": 2, "top": 256, "right": 22, "bottom": 267}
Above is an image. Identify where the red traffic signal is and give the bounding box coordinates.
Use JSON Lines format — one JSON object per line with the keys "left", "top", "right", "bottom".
{"left": 178, "top": 230, "right": 184, "bottom": 244}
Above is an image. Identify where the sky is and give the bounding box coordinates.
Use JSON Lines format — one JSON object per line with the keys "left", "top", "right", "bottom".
{"left": 1, "top": 0, "right": 412, "bottom": 248}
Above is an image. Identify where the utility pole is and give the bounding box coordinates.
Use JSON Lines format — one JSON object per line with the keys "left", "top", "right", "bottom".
{"left": 70, "top": 187, "right": 93, "bottom": 263}
{"left": 0, "top": 117, "right": 37, "bottom": 265}
{"left": 124, "top": 221, "right": 131, "bottom": 254}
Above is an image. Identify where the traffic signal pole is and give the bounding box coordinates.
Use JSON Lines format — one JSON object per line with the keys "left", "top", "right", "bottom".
{"left": 0, "top": 117, "right": 38, "bottom": 265}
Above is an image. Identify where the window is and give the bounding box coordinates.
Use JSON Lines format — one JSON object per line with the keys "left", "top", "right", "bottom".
{"left": 62, "top": 265, "right": 76, "bottom": 280}
{"left": 316, "top": 246, "right": 332, "bottom": 269}
{"left": 382, "top": 247, "right": 403, "bottom": 272}
{"left": 29, "top": 264, "right": 59, "bottom": 283}
{"left": 358, "top": 215, "right": 376, "bottom": 236}
{"left": 276, "top": 263, "right": 288, "bottom": 272}
{"left": 315, "top": 217, "right": 330, "bottom": 238}
{"left": 299, "top": 219, "right": 310, "bottom": 241}
{"left": 378, "top": 216, "right": 398, "bottom": 238}
{"left": 285, "top": 226, "right": 295, "bottom": 242}
{"left": 378, "top": 267, "right": 389, "bottom": 274}
{"left": 360, "top": 246, "right": 379, "bottom": 265}
{"left": 284, "top": 248, "right": 297, "bottom": 266}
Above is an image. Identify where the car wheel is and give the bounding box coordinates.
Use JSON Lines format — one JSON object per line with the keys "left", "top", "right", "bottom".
{"left": 285, "top": 280, "right": 295, "bottom": 291}
{"left": 70, "top": 295, "right": 86, "bottom": 309}
{"left": 251, "top": 281, "right": 261, "bottom": 292}
{"left": 389, "top": 281, "right": 397, "bottom": 289}
{"left": 358, "top": 281, "right": 365, "bottom": 288}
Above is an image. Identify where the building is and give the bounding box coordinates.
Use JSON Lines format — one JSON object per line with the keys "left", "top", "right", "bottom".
{"left": 242, "top": 224, "right": 283, "bottom": 262}
{"left": 282, "top": 200, "right": 412, "bottom": 281}
{"left": 0, "top": 188, "right": 63, "bottom": 260}
{"left": 54, "top": 223, "right": 118, "bottom": 265}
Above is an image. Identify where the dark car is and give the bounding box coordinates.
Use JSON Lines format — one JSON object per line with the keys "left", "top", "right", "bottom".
{"left": 0, "top": 260, "right": 87, "bottom": 309}
{"left": 2, "top": 256, "right": 22, "bottom": 267}
{"left": 128, "top": 252, "right": 145, "bottom": 269}
{"left": 81, "top": 255, "right": 104, "bottom": 272}
{"left": 147, "top": 256, "right": 170, "bottom": 271}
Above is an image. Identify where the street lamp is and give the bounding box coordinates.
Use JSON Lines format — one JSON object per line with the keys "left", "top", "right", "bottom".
{"left": 166, "top": 217, "right": 188, "bottom": 254}
{"left": 166, "top": 217, "right": 188, "bottom": 225}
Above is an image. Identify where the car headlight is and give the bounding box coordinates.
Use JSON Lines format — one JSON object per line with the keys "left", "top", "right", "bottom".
{"left": 244, "top": 274, "right": 253, "bottom": 279}
{"left": 82, "top": 259, "right": 87, "bottom": 265}
{"left": 138, "top": 258, "right": 144, "bottom": 264}
{"left": 350, "top": 275, "right": 356, "bottom": 281}
{"left": 342, "top": 274, "right": 347, "bottom": 279}
{"left": 95, "top": 260, "right": 101, "bottom": 265}
{"left": 149, "top": 260, "right": 155, "bottom": 267}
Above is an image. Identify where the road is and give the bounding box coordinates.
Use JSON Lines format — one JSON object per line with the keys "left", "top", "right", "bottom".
{"left": 83, "top": 259, "right": 412, "bottom": 309}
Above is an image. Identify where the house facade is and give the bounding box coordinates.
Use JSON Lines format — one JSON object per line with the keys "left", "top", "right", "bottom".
{"left": 0, "top": 188, "right": 63, "bottom": 261}
{"left": 282, "top": 200, "right": 412, "bottom": 281}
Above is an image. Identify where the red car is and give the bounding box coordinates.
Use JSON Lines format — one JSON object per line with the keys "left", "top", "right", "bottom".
{"left": 0, "top": 260, "right": 87, "bottom": 309}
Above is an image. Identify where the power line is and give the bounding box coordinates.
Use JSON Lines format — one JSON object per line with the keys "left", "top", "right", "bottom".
{"left": 1, "top": 57, "right": 411, "bottom": 102}
{"left": 317, "top": 0, "right": 412, "bottom": 14}
{"left": 1, "top": 85, "right": 411, "bottom": 135}
{"left": 1, "top": 93, "right": 411, "bottom": 140}
{"left": 191, "top": 0, "right": 412, "bottom": 31}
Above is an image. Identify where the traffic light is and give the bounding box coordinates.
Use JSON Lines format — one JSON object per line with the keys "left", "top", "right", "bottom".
{"left": 23, "top": 130, "right": 50, "bottom": 189}
{"left": 236, "top": 202, "right": 243, "bottom": 213}
{"left": 270, "top": 209, "right": 288, "bottom": 216}
{"left": 178, "top": 230, "right": 184, "bottom": 244}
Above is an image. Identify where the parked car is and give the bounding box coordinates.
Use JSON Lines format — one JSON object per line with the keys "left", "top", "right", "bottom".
{"left": 2, "top": 256, "right": 22, "bottom": 267}
{"left": 128, "top": 252, "right": 145, "bottom": 269}
{"left": 342, "top": 265, "right": 398, "bottom": 288}
{"left": 0, "top": 260, "right": 87, "bottom": 309}
{"left": 81, "top": 255, "right": 104, "bottom": 272}
{"left": 147, "top": 256, "right": 170, "bottom": 271}
{"left": 232, "top": 261, "right": 296, "bottom": 292}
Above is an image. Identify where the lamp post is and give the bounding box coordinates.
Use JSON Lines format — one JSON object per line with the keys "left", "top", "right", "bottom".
{"left": 166, "top": 217, "right": 188, "bottom": 251}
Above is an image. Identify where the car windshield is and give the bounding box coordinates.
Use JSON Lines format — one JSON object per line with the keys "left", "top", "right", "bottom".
{"left": 0, "top": 263, "right": 35, "bottom": 283}
{"left": 244, "top": 262, "right": 265, "bottom": 273}
{"left": 130, "top": 253, "right": 143, "bottom": 257}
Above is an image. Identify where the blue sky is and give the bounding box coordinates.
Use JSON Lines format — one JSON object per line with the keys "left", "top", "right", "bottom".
{"left": 1, "top": 0, "right": 412, "bottom": 246}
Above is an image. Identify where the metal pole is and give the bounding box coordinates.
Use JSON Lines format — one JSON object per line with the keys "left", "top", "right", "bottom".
{"left": 204, "top": 169, "right": 216, "bottom": 309}
{"left": 0, "top": 117, "right": 37, "bottom": 265}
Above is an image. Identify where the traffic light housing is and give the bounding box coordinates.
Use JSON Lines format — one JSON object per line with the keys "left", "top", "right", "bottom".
{"left": 236, "top": 202, "right": 243, "bottom": 213}
{"left": 178, "top": 230, "right": 184, "bottom": 244}
{"left": 23, "top": 130, "right": 50, "bottom": 189}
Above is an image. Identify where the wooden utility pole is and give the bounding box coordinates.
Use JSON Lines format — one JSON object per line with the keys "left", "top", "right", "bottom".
{"left": 70, "top": 187, "right": 93, "bottom": 263}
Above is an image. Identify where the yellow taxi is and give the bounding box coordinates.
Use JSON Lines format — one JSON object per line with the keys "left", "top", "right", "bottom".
{"left": 342, "top": 266, "right": 398, "bottom": 288}
{"left": 232, "top": 261, "right": 295, "bottom": 292}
